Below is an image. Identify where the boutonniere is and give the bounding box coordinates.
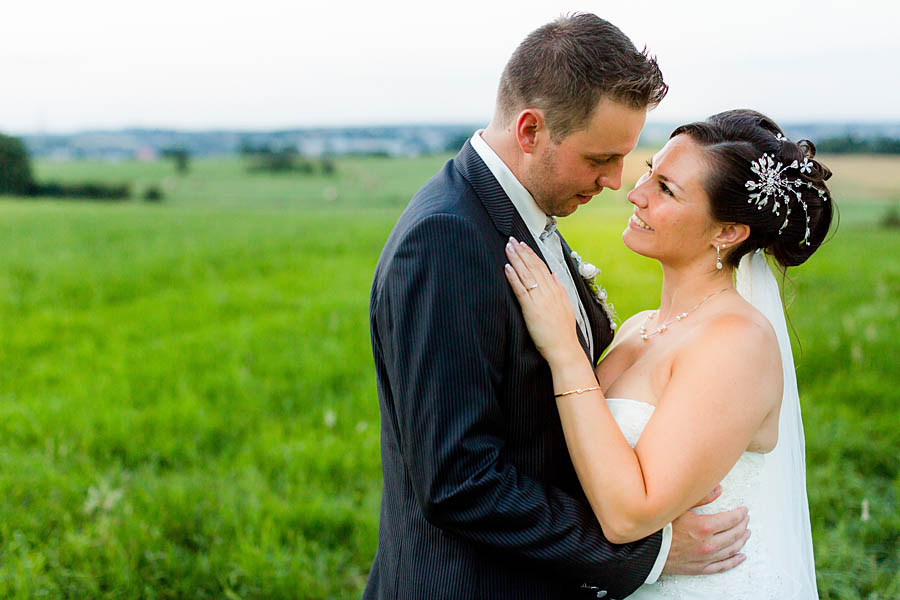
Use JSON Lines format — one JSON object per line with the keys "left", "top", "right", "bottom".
{"left": 570, "top": 250, "right": 618, "bottom": 330}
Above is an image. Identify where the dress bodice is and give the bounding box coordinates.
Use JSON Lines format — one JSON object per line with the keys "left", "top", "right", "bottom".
{"left": 604, "top": 398, "right": 788, "bottom": 599}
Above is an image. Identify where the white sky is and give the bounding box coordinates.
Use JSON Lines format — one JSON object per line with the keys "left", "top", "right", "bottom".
{"left": 2, "top": 0, "right": 898, "bottom": 133}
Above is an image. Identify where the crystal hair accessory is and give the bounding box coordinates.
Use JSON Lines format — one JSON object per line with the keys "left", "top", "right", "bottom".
{"left": 745, "top": 153, "right": 827, "bottom": 245}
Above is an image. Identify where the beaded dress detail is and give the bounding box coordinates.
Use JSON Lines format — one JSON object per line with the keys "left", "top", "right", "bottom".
{"left": 605, "top": 398, "right": 788, "bottom": 599}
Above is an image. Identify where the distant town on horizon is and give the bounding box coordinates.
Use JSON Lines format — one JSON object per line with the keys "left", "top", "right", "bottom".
{"left": 16, "top": 121, "right": 900, "bottom": 161}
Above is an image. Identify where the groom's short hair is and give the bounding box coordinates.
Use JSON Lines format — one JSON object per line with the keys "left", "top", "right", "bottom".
{"left": 496, "top": 13, "right": 667, "bottom": 141}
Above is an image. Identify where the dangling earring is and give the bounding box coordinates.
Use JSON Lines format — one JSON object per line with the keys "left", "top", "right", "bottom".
{"left": 715, "top": 244, "right": 725, "bottom": 270}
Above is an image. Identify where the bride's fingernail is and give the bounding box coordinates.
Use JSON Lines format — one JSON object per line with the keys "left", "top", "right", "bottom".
{"left": 519, "top": 241, "right": 528, "bottom": 247}
{"left": 504, "top": 263, "right": 512, "bottom": 271}
{"left": 506, "top": 242, "right": 513, "bottom": 251}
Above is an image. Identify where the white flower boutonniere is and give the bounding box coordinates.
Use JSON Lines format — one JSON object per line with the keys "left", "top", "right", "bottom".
{"left": 570, "top": 250, "right": 618, "bottom": 330}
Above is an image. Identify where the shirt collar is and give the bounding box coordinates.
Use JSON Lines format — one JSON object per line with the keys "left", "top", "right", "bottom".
{"left": 470, "top": 130, "right": 553, "bottom": 241}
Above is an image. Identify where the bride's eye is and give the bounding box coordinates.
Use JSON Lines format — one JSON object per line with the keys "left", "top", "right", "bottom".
{"left": 644, "top": 159, "right": 671, "bottom": 195}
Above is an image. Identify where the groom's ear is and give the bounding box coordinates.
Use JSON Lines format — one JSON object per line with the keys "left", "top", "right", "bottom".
{"left": 714, "top": 222, "right": 751, "bottom": 248}
{"left": 515, "top": 109, "right": 546, "bottom": 155}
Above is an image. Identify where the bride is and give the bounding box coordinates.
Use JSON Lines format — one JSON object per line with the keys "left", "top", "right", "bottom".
{"left": 503, "top": 110, "right": 831, "bottom": 598}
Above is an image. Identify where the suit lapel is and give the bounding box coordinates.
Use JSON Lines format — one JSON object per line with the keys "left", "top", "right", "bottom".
{"left": 453, "top": 140, "right": 516, "bottom": 238}
{"left": 506, "top": 209, "right": 600, "bottom": 362}
{"left": 454, "top": 139, "right": 553, "bottom": 268}
{"left": 558, "top": 234, "right": 613, "bottom": 363}
{"left": 454, "top": 140, "right": 594, "bottom": 359}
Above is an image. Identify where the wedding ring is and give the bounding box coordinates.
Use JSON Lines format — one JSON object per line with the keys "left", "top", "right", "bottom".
{"left": 527, "top": 283, "right": 539, "bottom": 291}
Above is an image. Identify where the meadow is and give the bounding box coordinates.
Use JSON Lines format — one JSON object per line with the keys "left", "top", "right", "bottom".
{"left": 1, "top": 149, "right": 898, "bottom": 598}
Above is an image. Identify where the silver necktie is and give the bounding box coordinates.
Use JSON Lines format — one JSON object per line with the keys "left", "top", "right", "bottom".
{"left": 537, "top": 217, "right": 592, "bottom": 356}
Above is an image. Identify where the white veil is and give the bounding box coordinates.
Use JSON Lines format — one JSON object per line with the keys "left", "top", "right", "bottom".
{"left": 736, "top": 250, "right": 818, "bottom": 598}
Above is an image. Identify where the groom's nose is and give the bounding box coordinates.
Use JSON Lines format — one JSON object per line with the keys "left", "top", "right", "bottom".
{"left": 596, "top": 159, "right": 624, "bottom": 190}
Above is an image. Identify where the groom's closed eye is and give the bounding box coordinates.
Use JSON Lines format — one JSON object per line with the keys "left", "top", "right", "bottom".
{"left": 587, "top": 154, "right": 615, "bottom": 165}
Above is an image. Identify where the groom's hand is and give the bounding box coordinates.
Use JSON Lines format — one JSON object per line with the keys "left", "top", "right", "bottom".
{"left": 662, "top": 486, "right": 750, "bottom": 575}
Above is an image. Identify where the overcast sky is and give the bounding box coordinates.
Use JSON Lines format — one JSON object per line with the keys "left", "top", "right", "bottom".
{"left": 2, "top": 0, "right": 898, "bottom": 133}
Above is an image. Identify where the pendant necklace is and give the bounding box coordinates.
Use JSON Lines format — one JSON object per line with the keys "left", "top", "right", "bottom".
{"left": 640, "top": 287, "right": 733, "bottom": 342}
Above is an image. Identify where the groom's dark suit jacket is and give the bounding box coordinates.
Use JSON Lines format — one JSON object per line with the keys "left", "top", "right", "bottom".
{"left": 364, "top": 141, "right": 662, "bottom": 599}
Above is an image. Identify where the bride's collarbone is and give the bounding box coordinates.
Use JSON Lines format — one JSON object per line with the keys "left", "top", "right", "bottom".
{"left": 608, "top": 306, "right": 746, "bottom": 372}
{"left": 601, "top": 325, "right": 685, "bottom": 382}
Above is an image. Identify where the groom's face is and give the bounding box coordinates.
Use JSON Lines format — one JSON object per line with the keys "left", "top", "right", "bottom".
{"left": 525, "top": 98, "right": 646, "bottom": 217}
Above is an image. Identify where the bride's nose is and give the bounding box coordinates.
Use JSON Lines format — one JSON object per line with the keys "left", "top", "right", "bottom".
{"left": 627, "top": 186, "right": 647, "bottom": 208}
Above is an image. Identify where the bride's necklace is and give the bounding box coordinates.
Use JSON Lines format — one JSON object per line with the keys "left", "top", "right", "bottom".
{"left": 640, "top": 287, "right": 733, "bottom": 342}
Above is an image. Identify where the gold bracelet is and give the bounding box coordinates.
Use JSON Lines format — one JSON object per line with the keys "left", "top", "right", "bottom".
{"left": 554, "top": 386, "right": 600, "bottom": 398}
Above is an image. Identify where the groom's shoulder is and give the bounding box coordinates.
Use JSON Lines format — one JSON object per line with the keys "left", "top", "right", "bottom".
{"left": 391, "top": 158, "right": 489, "bottom": 241}
{"left": 409, "top": 156, "right": 481, "bottom": 217}
{"left": 373, "top": 159, "right": 495, "bottom": 292}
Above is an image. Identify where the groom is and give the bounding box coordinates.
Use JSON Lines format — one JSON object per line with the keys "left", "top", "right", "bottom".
{"left": 365, "top": 14, "right": 750, "bottom": 599}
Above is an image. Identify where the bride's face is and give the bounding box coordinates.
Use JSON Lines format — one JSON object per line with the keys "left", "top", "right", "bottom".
{"left": 623, "top": 135, "right": 719, "bottom": 268}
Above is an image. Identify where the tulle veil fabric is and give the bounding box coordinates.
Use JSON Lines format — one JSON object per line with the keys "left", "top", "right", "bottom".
{"left": 735, "top": 251, "right": 818, "bottom": 598}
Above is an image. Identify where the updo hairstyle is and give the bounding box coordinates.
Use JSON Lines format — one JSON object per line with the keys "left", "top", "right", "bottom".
{"left": 671, "top": 109, "right": 833, "bottom": 269}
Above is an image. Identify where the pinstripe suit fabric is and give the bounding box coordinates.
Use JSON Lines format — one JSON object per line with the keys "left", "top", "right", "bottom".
{"left": 363, "top": 141, "right": 662, "bottom": 599}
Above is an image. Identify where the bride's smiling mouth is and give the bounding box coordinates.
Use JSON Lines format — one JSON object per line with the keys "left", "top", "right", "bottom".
{"left": 629, "top": 213, "right": 654, "bottom": 231}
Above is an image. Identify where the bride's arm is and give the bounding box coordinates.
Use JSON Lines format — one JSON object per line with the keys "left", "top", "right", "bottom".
{"left": 551, "top": 317, "right": 774, "bottom": 543}
{"left": 504, "top": 238, "right": 777, "bottom": 544}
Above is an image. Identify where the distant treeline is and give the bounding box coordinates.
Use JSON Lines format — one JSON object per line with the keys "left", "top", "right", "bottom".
{"left": 31, "top": 181, "right": 130, "bottom": 200}
{"left": 22, "top": 124, "right": 482, "bottom": 160}
{"left": 1, "top": 133, "right": 139, "bottom": 201}
{"left": 817, "top": 136, "right": 900, "bottom": 154}
{"left": 239, "top": 141, "right": 335, "bottom": 174}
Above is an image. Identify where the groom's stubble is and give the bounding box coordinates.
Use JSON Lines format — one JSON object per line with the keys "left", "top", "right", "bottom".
{"left": 519, "top": 99, "right": 647, "bottom": 218}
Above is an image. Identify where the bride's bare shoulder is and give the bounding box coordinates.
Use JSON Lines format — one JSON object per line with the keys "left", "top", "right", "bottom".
{"left": 693, "top": 300, "right": 778, "bottom": 356}
{"left": 681, "top": 299, "right": 782, "bottom": 398}
{"left": 714, "top": 296, "right": 777, "bottom": 346}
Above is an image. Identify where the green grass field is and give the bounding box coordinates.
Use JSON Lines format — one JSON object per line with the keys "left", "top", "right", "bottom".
{"left": 1, "top": 153, "right": 898, "bottom": 598}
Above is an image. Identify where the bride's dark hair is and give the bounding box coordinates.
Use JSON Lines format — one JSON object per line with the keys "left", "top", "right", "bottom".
{"left": 671, "top": 109, "right": 834, "bottom": 269}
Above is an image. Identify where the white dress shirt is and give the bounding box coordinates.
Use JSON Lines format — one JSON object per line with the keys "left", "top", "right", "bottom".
{"left": 470, "top": 130, "right": 672, "bottom": 584}
{"left": 470, "top": 130, "right": 593, "bottom": 356}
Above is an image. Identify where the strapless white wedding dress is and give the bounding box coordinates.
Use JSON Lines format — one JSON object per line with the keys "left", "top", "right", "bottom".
{"left": 606, "top": 398, "right": 790, "bottom": 599}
